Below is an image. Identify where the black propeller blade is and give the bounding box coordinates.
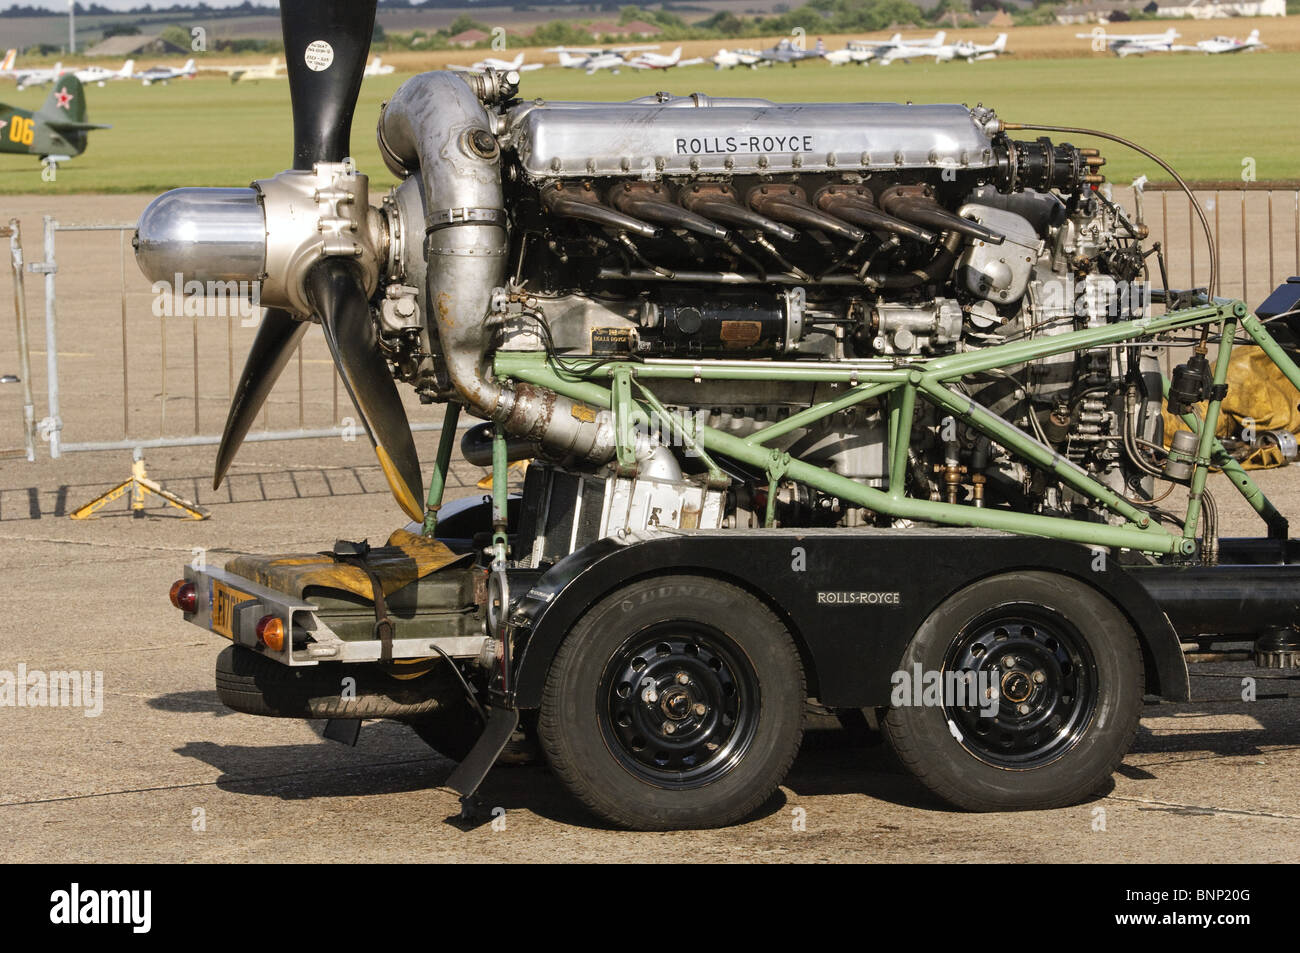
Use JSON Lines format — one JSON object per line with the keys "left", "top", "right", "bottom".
{"left": 213, "top": 308, "right": 309, "bottom": 490}
{"left": 214, "top": 0, "right": 426, "bottom": 522}
{"left": 305, "top": 258, "right": 425, "bottom": 523}
{"left": 280, "top": 0, "right": 377, "bottom": 170}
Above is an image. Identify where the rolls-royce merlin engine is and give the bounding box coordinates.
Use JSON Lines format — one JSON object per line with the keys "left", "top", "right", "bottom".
{"left": 136, "top": 67, "right": 1168, "bottom": 555}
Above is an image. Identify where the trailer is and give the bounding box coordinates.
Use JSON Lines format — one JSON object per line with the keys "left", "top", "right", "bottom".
{"left": 141, "top": 0, "right": 1300, "bottom": 830}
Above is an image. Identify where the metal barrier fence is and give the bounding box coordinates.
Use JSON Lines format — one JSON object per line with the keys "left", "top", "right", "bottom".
{"left": 34, "top": 217, "right": 457, "bottom": 466}
{"left": 1141, "top": 183, "right": 1299, "bottom": 309}
{"left": 2, "top": 219, "right": 36, "bottom": 461}
{"left": 16, "top": 187, "right": 1300, "bottom": 468}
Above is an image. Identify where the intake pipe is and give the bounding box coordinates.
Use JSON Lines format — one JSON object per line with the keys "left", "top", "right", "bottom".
{"left": 378, "top": 71, "right": 622, "bottom": 464}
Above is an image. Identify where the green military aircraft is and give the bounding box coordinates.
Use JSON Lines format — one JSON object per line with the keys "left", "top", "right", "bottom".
{"left": 0, "top": 74, "right": 109, "bottom": 169}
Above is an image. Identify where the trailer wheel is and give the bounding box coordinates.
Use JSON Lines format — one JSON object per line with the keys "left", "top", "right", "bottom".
{"left": 884, "top": 571, "right": 1143, "bottom": 812}
{"left": 539, "top": 576, "right": 804, "bottom": 830}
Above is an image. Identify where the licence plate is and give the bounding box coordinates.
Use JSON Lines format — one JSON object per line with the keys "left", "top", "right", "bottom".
{"left": 211, "top": 580, "right": 254, "bottom": 640}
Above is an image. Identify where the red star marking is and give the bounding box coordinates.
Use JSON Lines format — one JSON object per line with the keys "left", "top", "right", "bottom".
{"left": 55, "top": 89, "right": 72, "bottom": 110}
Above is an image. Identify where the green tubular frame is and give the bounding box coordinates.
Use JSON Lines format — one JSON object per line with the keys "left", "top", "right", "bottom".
{"left": 415, "top": 296, "right": 1300, "bottom": 558}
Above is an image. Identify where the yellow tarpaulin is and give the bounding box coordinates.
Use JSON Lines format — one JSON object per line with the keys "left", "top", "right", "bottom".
{"left": 226, "top": 528, "right": 471, "bottom": 601}
{"left": 1162, "top": 348, "right": 1300, "bottom": 469}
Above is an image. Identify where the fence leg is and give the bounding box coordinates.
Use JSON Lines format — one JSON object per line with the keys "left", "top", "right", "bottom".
{"left": 70, "top": 448, "right": 209, "bottom": 520}
{"left": 7, "top": 220, "right": 36, "bottom": 461}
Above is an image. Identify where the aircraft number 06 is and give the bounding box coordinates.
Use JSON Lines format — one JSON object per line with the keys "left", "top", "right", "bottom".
{"left": 8, "top": 116, "right": 34, "bottom": 146}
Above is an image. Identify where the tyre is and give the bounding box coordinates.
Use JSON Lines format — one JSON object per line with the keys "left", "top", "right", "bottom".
{"left": 884, "top": 571, "right": 1143, "bottom": 811}
{"left": 215, "top": 645, "right": 464, "bottom": 720}
{"left": 408, "top": 700, "right": 483, "bottom": 762}
{"left": 539, "top": 575, "right": 805, "bottom": 830}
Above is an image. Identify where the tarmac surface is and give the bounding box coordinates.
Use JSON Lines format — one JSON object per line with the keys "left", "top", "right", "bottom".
{"left": 0, "top": 195, "right": 1297, "bottom": 862}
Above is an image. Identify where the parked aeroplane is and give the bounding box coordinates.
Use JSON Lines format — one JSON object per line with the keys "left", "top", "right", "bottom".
{"left": 138, "top": 59, "right": 197, "bottom": 85}
{"left": 1197, "top": 29, "right": 1265, "bottom": 54}
{"left": 951, "top": 33, "right": 1009, "bottom": 61}
{"left": 0, "top": 75, "right": 108, "bottom": 168}
{"left": 709, "top": 48, "right": 765, "bottom": 69}
{"left": 548, "top": 46, "right": 658, "bottom": 74}
{"left": 449, "top": 52, "right": 543, "bottom": 73}
{"left": 874, "top": 31, "right": 951, "bottom": 64}
{"left": 201, "top": 58, "right": 281, "bottom": 84}
{"left": 9, "top": 60, "right": 66, "bottom": 91}
{"left": 362, "top": 56, "right": 395, "bottom": 76}
{"left": 626, "top": 46, "right": 706, "bottom": 70}
{"left": 758, "top": 37, "right": 826, "bottom": 65}
{"left": 74, "top": 60, "right": 134, "bottom": 86}
{"left": 823, "top": 42, "right": 876, "bottom": 66}
{"left": 1078, "top": 27, "right": 1180, "bottom": 56}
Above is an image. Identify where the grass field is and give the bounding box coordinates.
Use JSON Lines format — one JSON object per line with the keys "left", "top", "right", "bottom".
{"left": 1, "top": 51, "right": 1297, "bottom": 196}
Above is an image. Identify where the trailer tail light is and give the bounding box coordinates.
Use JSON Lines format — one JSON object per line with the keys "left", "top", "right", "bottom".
{"left": 170, "top": 579, "right": 197, "bottom": 613}
{"left": 256, "top": 615, "right": 285, "bottom": 651}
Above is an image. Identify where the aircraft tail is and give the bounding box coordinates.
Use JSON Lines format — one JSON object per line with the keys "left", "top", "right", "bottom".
{"left": 182, "top": 58, "right": 196, "bottom": 75}
{"left": 993, "top": 34, "right": 1007, "bottom": 51}
{"left": 669, "top": 46, "right": 682, "bottom": 62}
{"left": 120, "top": 59, "right": 134, "bottom": 78}
{"left": 38, "top": 74, "right": 88, "bottom": 124}
{"left": 932, "top": 31, "right": 946, "bottom": 46}
{"left": 1, "top": 49, "right": 15, "bottom": 72}
{"left": 1247, "top": 29, "right": 1260, "bottom": 42}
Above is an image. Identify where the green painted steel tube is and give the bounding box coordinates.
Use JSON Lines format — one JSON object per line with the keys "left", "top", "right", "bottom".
{"left": 751, "top": 380, "right": 898, "bottom": 446}
{"left": 1161, "top": 374, "right": 1287, "bottom": 536}
{"left": 1242, "top": 311, "right": 1300, "bottom": 394}
{"left": 918, "top": 378, "right": 1151, "bottom": 528}
{"left": 500, "top": 359, "right": 1182, "bottom": 554}
{"left": 421, "top": 403, "right": 462, "bottom": 537}
{"left": 924, "top": 302, "right": 1238, "bottom": 381}
{"left": 491, "top": 422, "right": 509, "bottom": 567}
{"left": 1182, "top": 320, "right": 1239, "bottom": 540}
{"left": 888, "top": 382, "right": 917, "bottom": 498}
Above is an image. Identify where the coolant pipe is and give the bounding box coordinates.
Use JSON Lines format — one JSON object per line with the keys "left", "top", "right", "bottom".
{"left": 378, "top": 71, "right": 619, "bottom": 466}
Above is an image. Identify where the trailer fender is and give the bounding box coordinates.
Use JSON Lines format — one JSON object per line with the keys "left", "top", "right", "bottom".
{"left": 503, "top": 530, "right": 1189, "bottom": 709}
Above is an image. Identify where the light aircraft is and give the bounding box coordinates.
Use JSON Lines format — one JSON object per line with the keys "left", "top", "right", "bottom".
{"left": 824, "top": 42, "right": 877, "bottom": 66}
{"left": 74, "top": 60, "right": 134, "bottom": 86}
{"left": 950, "top": 33, "right": 1009, "bottom": 61}
{"left": 0, "top": 75, "right": 108, "bottom": 169}
{"left": 449, "top": 52, "right": 543, "bottom": 73}
{"left": 626, "top": 47, "right": 706, "bottom": 70}
{"left": 709, "top": 48, "right": 765, "bottom": 69}
{"left": 877, "top": 33, "right": 952, "bottom": 65}
{"left": 227, "top": 58, "right": 282, "bottom": 84}
{"left": 363, "top": 56, "right": 395, "bottom": 76}
{"left": 1197, "top": 29, "right": 1265, "bottom": 54}
{"left": 10, "top": 60, "right": 66, "bottom": 91}
{"left": 758, "top": 37, "right": 826, "bottom": 65}
{"left": 139, "top": 59, "right": 197, "bottom": 85}
{"left": 1078, "top": 27, "right": 1180, "bottom": 56}
{"left": 547, "top": 46, "right": 658, "bottom": 74}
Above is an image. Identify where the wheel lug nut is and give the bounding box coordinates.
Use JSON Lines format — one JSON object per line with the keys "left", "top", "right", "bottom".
{"left": 1017, "top": 703, "right": 1030, "bottom": 715}
{"left": 662, "top": 721, "right": 676, "bottom": 734}
{"left": 1003, "top": 656, "right": 1016, "bottom": 668}
{"left": 693, "top": 703, "right": 707, "bottom": 716}
{"left": 1032, "top": 670, "right": 1045, "bottom": 683}
{"left": 676, "top": 672, "right": 689, "bottom": 685}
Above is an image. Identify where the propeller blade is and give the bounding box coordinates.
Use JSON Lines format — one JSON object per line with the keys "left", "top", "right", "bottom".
{"left": 305, "top": 258, "right": 424, "bottom": 522}
{"left": 280, "top": 0, "right": 377, "bottom": 170}
{"left": 213, "top": 307, "right": 309, "bottom": 490}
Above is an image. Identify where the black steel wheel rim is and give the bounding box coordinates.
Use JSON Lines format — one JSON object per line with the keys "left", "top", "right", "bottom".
{"left": 598, "top": 622, "right": 760, "bottom": 789}
{"left": 942, "top": 605, "right": 1099, "bottom": 769}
